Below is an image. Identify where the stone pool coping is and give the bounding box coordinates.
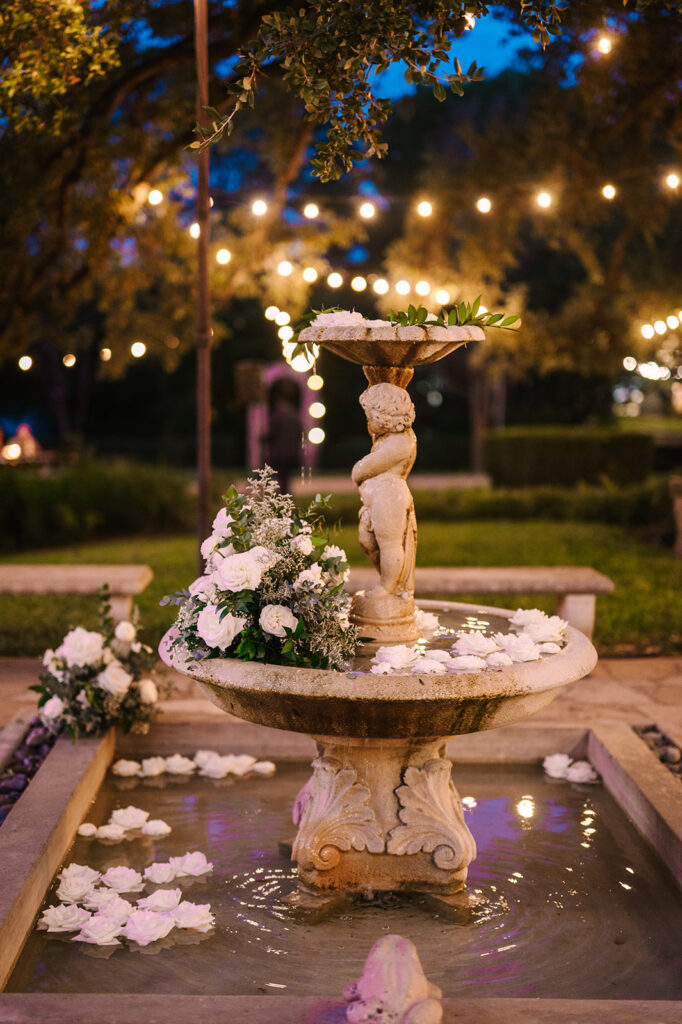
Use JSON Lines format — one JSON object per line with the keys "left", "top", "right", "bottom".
{"left": 0, "top": 717, "right": 680, "bottom": 1021}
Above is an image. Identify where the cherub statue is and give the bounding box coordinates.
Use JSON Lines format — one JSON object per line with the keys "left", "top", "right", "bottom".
{"left": 351, "top": 383, "right": 417, "bottom": 603}
{"left": 344, "top": 934, "right": 443, "bottom": 1024}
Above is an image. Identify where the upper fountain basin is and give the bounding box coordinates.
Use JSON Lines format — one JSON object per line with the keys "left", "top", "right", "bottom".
{"left": 298, "top": 323, "right": 484, "bottom": 368}
{"left": 160, "top": 601, "right": 597, "bottom": 740}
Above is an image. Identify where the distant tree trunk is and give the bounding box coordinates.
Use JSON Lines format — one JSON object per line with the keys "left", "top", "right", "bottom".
{"left": 467, "top": 360, "right": 489, "bottom": 475}
{"left": 36, "top": 340, "right": 70, "bottom": 445}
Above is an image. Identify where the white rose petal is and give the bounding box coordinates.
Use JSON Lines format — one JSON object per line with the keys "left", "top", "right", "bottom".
{"left": 137, "top": 887, "right": 182, "bottom": 912}
{"left": 75, "top": 913, "right": 121, "bottom": 946}
{"left": 212, "top": 508, "right": 234, "bottom": 536}
{"left": 259, "top": 604, "right": 298, "bottom": 638}
{"left": 410, "top": 657, "right": 448, "bottom": 675}
{"left": 509, "top": 608, "right": 549, "bottom": 629}
{"left": 196, "top": 604, "right": 246, "bottom": 651}
{"left": 39, "top": 903, "right": 91, "bottom": 933}
{"left": 252, "top": 761, "right": 276, "bottom": 776}
{"left": 165, "top": 754, "right": 196, "bottom": 775}
{"left": 142, "top": 819, "right": 172, "bottom": 837}
{"left": 452, "top": 631, "right": 499, "bottom": 658}
{"left": 171, "top": 901, "right": 214, "bottom": 932}
{"left": 170, "top": 851, "right": 213, "bottom": 877}
{"left": 101, "top": 866, "right": 144, "bottom": 893}
{"left": 139, "top": 756, "right": 167, "bottom": 777}
{"left": 96, "top": 660, "right": 133, "bottom": 697}
{"left": 110, "top": 806, "right": 150, "bottom": 830}
{"left": 543, "top": 753, "right": 572, "bottom": 779}
{"left": 137, "top": 678, "right": 158, "bottom": 704}
{"left": 224, "top": 753, "right": 257, "bottom": 776}
{"left": 42, "top": 647, "right": 56, "bottom": 668}
{"left": 486, "top": 651, "right": 514, "bottom": 669}
{"left": 77, "top": 823, "right": 98, "bottom": 838}
{"left": 42, "top": 694, "right": 65, "bottom": 720}
{"left": 293, "top": 563, "right": 324, "bottom": 590}
{"left": 414, "top": 609, "right": 440, "bottom": 637}
{"left": 124, "top": 909, "right": 174, "bottom": 947}
{"left": 493, "top": 632, "right": 542, "bottom": 663}
{"left": 200, "top": 531, "right": 225, "bottom": 561}
{"left": 538, "top": 641, "right": 563, "bottom": 655}
{"left": 143, "top": 862, "right": 177, "bottom": 885}
{"left": 114, "top": 620, "right": 136, "bottom": 643}
{"left": 290, "top": 533, "right": 314, "bottom": 556}
{"left": 96, "top": 823, "right": 127, "bottom": 842}
{"left": 449, "top": 655, "right": 487, "bottom": 671}
{"left": 522, "top": 616, "right": 568, "bottom": 644}
{"left": 373, "top": 644, "right": 418, "bottom": 669}
{"left": 56, "top": 627, "right": 105, "bottom": 668}
{"left": 321, "top": 544, "right": 346, "bottom": 561}
{"left": 565, "top": 760, "right": 598, "bottom": 784}
{"left": 111, "top": 759, "right": 141, "bottom": 777}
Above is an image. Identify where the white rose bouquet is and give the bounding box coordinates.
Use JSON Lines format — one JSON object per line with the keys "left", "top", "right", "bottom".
{"left": 163, "top": 468, "right": 357, "bottom": 670}
{"left": 32, "top": 588, "right": 162, "bottom": 738}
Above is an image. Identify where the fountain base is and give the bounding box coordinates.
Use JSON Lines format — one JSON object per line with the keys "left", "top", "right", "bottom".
{"left": 350, "top": 590, "right": 418, "bottom": 643}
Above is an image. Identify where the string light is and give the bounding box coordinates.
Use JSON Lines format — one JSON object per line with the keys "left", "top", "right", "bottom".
{"left": 302, "top": 266, "right": 318, "bottom": 283}
{"left": 278, "top": 325, "right": 294, "bottom": 341}
{"left": 130, "top": 341, "right": 146, "bottom": 358}
{"left": 476, "top": 196, "right": 492, "bottom": 213}
{"left": 395, "top": 280, "right": 411, "bottom": 295}
{"left": 536, "top": 192, "right": 552, "bottom": 208}
{"left": 435, "top": 289, "right": 451, "bottom": 305}
{"left": 100, "top": 348, "right": 112, "bottom": 361}
{"left": 415, "top": 280, "right": 431, "bottom": 296}
{"left": 303, "top": 202, "right": 319, "bottom": 219}
{"left": 667, "top": 315, "right": 679, "bottom": 329}
{"left": 307, "top": 374, "right": 324, "bottom": 390}
{"left": 373, "top": 278, "right": 389, "bottom": 295}
{"left": 602, "top": 184, "right": 616, "bottom": 200}
{"left": 359, "top": 202, "right": 376, "bottom": 220}
{"left": 1, "top": 443, "right": 21, "bottom": 461}
{"left": 277, "top": 260, "right": 293, "bottom": 276}
{"left": 63, "top": 353, "right": 76, "bottom": 367}
{"left": 654, "top": 320, "right": 667, "bottom": 335}
{"left": 666, "top": 173, "right": 680, "bottom": 190}
{"left": 252, "top": 199, "right": 268, "bottom": 215}
{"left": 351, "top": 276, "right": 367, "bottom": 291}
{"left": 275, "top": 311, "right": 290, "bottom": 326}
{"left": 327, "top": 272, "right": 343, "bottom": 288}
{"left": 417, "top": 200, "right": 433, "bottom": 217}
{"left": 641, "top": 324, "right": 655, "bottom": 339}
{"left": 189, "top": 222, "right": 200, "bottom": 238}
{"left": 216, "top": 248, "right": 231, "bottom": 264}
{"left": 308, "top": 402, "right": 326, "bottom": 418}
{"left": 597, "top": 35, "right": 612, "bottom": 54}
{"left": 148, "top": 189, "right": 163, "bottom": 206}
{"left": 264, "top": 305, "right": 279, "bottom": 320}
{"left": 291, "top": 352, "right": 316, "bottom": 373}
{"left": 623, "top": 356, "right": 637, "bottom": 371}
{"left": 18, "top": 356, "right": 32, "bottom": 371}
{"left": 308, "top": 426, "right": 325, "bottom": 444}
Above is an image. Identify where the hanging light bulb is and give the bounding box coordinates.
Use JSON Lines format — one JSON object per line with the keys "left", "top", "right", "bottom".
{"left": 327, "top": 272, "right": 343, "bottom": 288}
{"left": 302, "top": 266, "right": 318, "bottom": 283}
{"left": 415, "top": 280, "right": 430, "bottom": 296}
{"left": 476, "top": 196, "right": 492, "bottom": 213}
{"left": 395, "top": 280, "right": 411, "bottom": 295}
{"left": 602, "top": 184, "right": 616, "bottom": 200}
{"left": 351, "top": 276, "right": 367, "bottom": 291}
{"left": 373, "top": 278, "right": 389, "bottom": 295}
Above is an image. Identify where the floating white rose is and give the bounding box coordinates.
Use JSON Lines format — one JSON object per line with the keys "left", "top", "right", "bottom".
{"left": 290, "top": 533, "right": 314, "bottom": 556}
{"left": 114, "top": 620, "right": 136, "bottom": 643}
{"left": 142, "top": 819, "right": 172, "bottom": 837}
{"left": 486, "top": 651, "right": 513, "bottom": 669}
{"left": 521, "top": 617, "right": 568, "bottom": 645}
{"left": 259, "top": 604, "right": 298, "bottom": 638}
{"left": 509, "top": 608, "right": 550, "bottom": 629}
{"left": 75, "top": 914, "right": 121, "bottom": 946}
{"left": 110, "top": 806, "right": 150, "bottom": 830}
{"left": 56, "top": 627, "right": 105, "bottom": 668}
{"left": 101, "top": 866, "right": 144, "bottom": 893}
{"left": 77, "top": 822, "right": 97, "bottom": 838}
{"left": 165, "top": 754, "right": 196, "bottom": 775}
{"left": 542, "top": 753, "right": 572, "bottom": 779}
{"left": 421, "top": 649, "right": 452, "bottom": 664}
{"left": 212, "top": 547, "right": 272, "bottom": 592}
{"left": 98, "top": 894, "right": 134, "bottom": 925}
{"left": 143, "top": 862, "right": 177, "bottom": 885}
{"left": 196, "top": 604, "right": 246, "bottom": 651}
{"left": 252, "top": 761, "right": 276, "bottom": 776}
{"left": 96, "top": 660, "right": 132, "bottom": 697}
{"left": 41, "top": 695, "right": 65, "bottom": 720}
{"left": 96, "top": 823, "right": 126, "bottom": 842}
{"left": 452, "top": 631, "right": 499, "bottom": 658}
{"left": 138, "top": 888, "right": 182, "bottom": 912}
{"left": 370, "top": 662, "right": 393, "bottom": 674}
{"left": 172, "top": 901, "right": 215, "bottom": 932}
{"left": 60, "top": 863, "right": 101, "bottom": 886}
{"left": 137, "top": 678, "right": 158, "bottom": 704}
{"left": 372, "top": 645, "right": 418, "bottom": 669}
{"left": 57, "top": 876, "right": 97, "bottom": 903}
{"left": 139, "top": 756, "right": 167, "bottom": 777}
{"left": 449, "top": 655, "right": 487, "bottom": 671}
{"left": 124, "top": 909, "right": 174, "bottom": 947}
{"left": 410, "top": 657, "right": 447, "bottom": 675}
{"left": 225, "top": 753, "right": 257, "bottom": 776}
{"left": 538, "top": 641, "right": 562, "bottom": 655}
{"left": 111, "top": 758, "right": 141, "bottom": 777}
{"left": 492, "top": 632, "right": 542, "bottom": 663}
{"left": 170, "top": 851, "right": 213, "bottom": 877}
{"left": 414, "top": 609, "right": 440, "bottom": 637}
{"left": 193, "top": 749, "right": 219, "bottom": 768}
{"left": 39, "top": 903, "right": 91, "bottom": 933}
{"left": 84, "top": 887, "right": 128, "bottom": 912}
{"left": 565, "top": 760, "right": 598, "bottom": 783}
{"left": 293, "top": 563, "right": 324, "bottom": 590}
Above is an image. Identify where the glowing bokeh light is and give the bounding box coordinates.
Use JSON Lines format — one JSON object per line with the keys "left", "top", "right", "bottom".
{"left": 327, "top": 272, "right": 343, "bottom": 288}
{"left": 18, "top": 356, "right": 32, "bottom": 371}
{"left": 148, "top": 189, "right": 163, "bottom": 206}
{"left": 373, "top": 278, "right": 389, "bottom": 295}
{"left": 308, "top": 426, "right": 325, "bottom": 444}
{"left": 602, "top": 184, "right": 616, "bottom": 200}
{"left": 302, "top": 266, "right": 318, "bottom": 283}
{"left": 415, "top": 280, "right": 431, "bottom": 296}
{"left": 216, "top": 248, "right": 231, "bottom": 264}
{"left": 351, "top": 276, "right": 367, "bottom": 291}
{"left": 303, "top": 202, "right": 319, "bottom": 219}
{"left": 264, "top": 305, "right": 279, "bottom": 320}
{"left": 189, "top": 222, "right": 200, "bottom": 238}
{"left": 307, "top": 374, "right": 324, "bottom": 391}
{"left": 395, "top": 280, "right": 411, "bottom": 295}
{"left": 476, "top": 196, "right": 492, "bottom": 213}
{"left": 130, "top": 341, "right": 146, "bottom": 358}
{"left": 275, "top": 311, "right": 290, "bottom": 326}
{"left": 277, "top": 260, "right": 293, "bottom": 276}
{"left": 434, "top": 289, "right": 451, "bottom": 305}
{"left": 417, "top": 200, "right": 432, "bottom": 217}
{"left": 63, "top": 353, "right": 76, "bottom": 367}
{"left": 252, "top": 199, "right": 268, "bottom": 215}
{"left": 308, "top": 402, "right": 326, "bottom": 418}
{"left": 536, "top": 192, "right": 552, "bottom": 208}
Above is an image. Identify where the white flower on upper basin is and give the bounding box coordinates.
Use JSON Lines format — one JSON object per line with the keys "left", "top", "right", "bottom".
{"left": 144, "top": 862, "right": 177, "bottom": 885}
{"left": 493, "top": 632, "right": 542, "bottom": 663}
{"left": 370, "top": 662, "right": 394, "bottom": 675}
{"left": 422, "top": 649, "right": 452, "bottom": 665}
{"left": 56, "top": 627, "right": 104, "bottom": 668}
{"left": 142, "top": 819, "right": 172, "bottom": 837}
{"left": 452, "top": 631, "right": 499, "bottom": 658}
{"left": 171, "top": 901, "right": 215, "bottom": 932}
{"left": 110, "top": 806, "right": 150, "bottom": 830}
{"left": 193, "top": 749, "right": 219, "bottom": 768}
{"left": 97, "top": 894, "right": 134, "bottom": 925}
{"left": 486, "top": 651, "right": 513, "bottom": 669}
{"left": 259, "top": 604, "right": 298, "bottom": 638}
{"left": 96, "top": 660, "right": 133, "bottom": 697}
{"left": 41, "top": 694, "right": 65, "bottom": 720}
{"left": 139, "top": 756, "right": 167, "bottom": 777}
{"left": 212, "top": 508, "right": 234, "bottom": 536}
{"left": 138, "top": 888, "right": 182, "bottom": 912}
{"left": 165, "top": 754, "right": 196, "bottom": 775}
{"left": 170, "top": 851, "right": 213, "bottom": 877}
{"left": 509, "top": 608, "right": 549, "bottom": 629}
{"left": 372, "top": 645, "right": 418, "bottom": 669}
{"left": 212, "top": 547, "right": 274, "bottom": 592}
{"left": 75, "top": 914, "right": 122, "bottom": 946}
{"left": 77, "top": 823, "right": 97, "bottom": 838}
{"left": 449, "top": 655, "right": 487, "bottom": 671}
{"left": 293, "top": 564, "right": 324, "bottom": 590}
{"left": 565, "top": 760, "right": 598, "bottom": 783}
{"left": 124, "top": 909, "right": 174, "bottom": 947}
{"left": 290, "top": 533, "right": 314, "bottom": 556}
{"left": 114, "top": 620, "right": 136, "bottom": 643}
{"left": 96, "top": 823, "right": 126, "bottom": 842}
{"left": 111, "top": 758, "right": 141, "bottom": 777}
{"left": 101, "top": 866, "right": 144, "bottom": 893}
{"left": 311, "top": 311, "right": 364, "bottom": 328}
{"left": 521, "top": 616, "right": 568, "bottom": 645}
{"left": 196, "top": 605, "right": 247, "bottom": 651}
{"left": 138, "top": 678, "right": 158, "bottom": 705}
{"left": 39, "top": 903, "right": 91, "bottom": 933}
{"left": 252, "top": 761, "right": 276, "bottom": 776}
{"left": 410, "top": 657, "right": 448, "bottom": 675}
{"left": 414, "top": 609, "right": 440, "bottom": 637}
{"left": 543, "top": 753, "right": 572, "bottom": 779}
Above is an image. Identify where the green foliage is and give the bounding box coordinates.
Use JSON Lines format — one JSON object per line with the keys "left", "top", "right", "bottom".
{"left": 484, "top": 427, "right": 655, "bottom": 487}
{"left": 388, "top": 300, "right": 520, "bottom": 330}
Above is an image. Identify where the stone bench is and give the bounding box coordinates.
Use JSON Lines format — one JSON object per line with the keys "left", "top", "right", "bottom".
{"left": 347, "top": 566, "right": 614, "bottom": 638}
{"left": 0, "top": 565, "right": 153, "bottom": 624}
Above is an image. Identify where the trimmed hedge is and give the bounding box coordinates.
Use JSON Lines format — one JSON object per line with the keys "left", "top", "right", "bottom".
{"left": 0, "top": 462, "right": 194, "bottom": 551}
{"left": 484, "top": 427, "right": 655, "bottom": 487}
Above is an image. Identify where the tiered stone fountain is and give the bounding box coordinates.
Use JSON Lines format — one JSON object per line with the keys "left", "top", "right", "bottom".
{"left": 161, "top": 321, "right": 597, "bottom": 907}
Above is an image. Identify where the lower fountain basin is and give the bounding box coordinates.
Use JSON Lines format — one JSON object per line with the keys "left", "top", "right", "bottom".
{"left": 160, "top": 601, "right": 597, "bottom": 740}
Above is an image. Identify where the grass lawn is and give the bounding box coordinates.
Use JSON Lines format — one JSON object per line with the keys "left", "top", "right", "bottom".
{"left": 1, "top": 521, "right": 681, "bottom": 657}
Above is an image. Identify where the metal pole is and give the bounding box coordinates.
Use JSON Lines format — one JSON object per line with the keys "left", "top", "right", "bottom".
{"left": 194, "top": 0, "right": 211, "bottom": 573}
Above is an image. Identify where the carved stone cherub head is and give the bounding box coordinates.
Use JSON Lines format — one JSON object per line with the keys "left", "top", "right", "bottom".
{"left": 359, "top": 383, "right": 415, "bottom": 436}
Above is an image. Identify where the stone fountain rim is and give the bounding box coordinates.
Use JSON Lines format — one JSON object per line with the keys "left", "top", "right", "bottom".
{"left": 160, "top": 599, "right": 597, "bottom": 704}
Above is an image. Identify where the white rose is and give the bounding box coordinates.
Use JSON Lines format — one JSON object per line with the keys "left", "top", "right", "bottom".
{"left": 538, "top": 642, "right": 562, "bottom": 655}
{"left": 212, "top": 508, "right": 234, "bottom": 535}
{"left": 110, "top": 805, "right": 150, "bottom": 830}
{"left": 77, "top": 822, "right": 97, "bottom": 838}
{"left": 138, "top": 888, "right": 182, "bottom": 912}
{"left": 42, "top": 647, "right": 56, "bottom": 668}
{"left": 521, "top": 617, "right": 568, "bottom": 644}
{"left": 543, "top": 753, "right": 572, "bottom": 779}
{"left": 114, "top": 620, "right": 136, "bottom": 643}
{"left": 84, "top": 887, "right": 128, "bottom": 912}
{"left": 492, "top": 632, "right": 542, "bottom": 663}
{"left": 212, "top": 547, "right": 273, "bottom": 592}
{"left": 96, "top": 661, "right": 132, "bottom": 697}
{"left": 188, "top": 575, "right": 215, "bottom": 599}
{"left": 169, "top": 851, "right": 213, "bottom": 877}
{"left": 565, "top": 760, "right": 598, "bottom": 783}
{"left": 224, "top": 753, "right": 257, "bottom": 776}
{"left": 200, "top": 531, "right": 225, "bottom": 560}
{"left": 61, "top": 863, "right": 100, "bottom": 886}
{"left": 144, "top": 862, "right": 177, "bottom": 885}
{"left": 414, "top": 609, "right": 440, "bottom": 637}
{"left": 196, "top": 605, "right": 246, "bottom": 651}
{"left": 449, "top": 655, "right": 487, "bottom": 671}
{"left": 139, "top": 756, "right": 166, "bottom": 777}
{"left": 75, "top": 914, "right": 121, "bottom": 946}
{"left": 100, "top": 866, "right": 144, "bottom": 893}
{"left": 165, "top": 754, "right": 196, "bottom": 775}
{"left": 452, "top": 631, "right": 499, "bottom": 658}
{"left": 42, "top": 694, "right": 65, "bottom": 720}
{"left": 321, "top": 544, "right": 346, "bottom": 561}
{"left": 410, "top": 657, "right": 447, "bottom": 675}
{"left": 96, "top": 823, "right": 126, "bottom": 841}
{"left": 57, "top": 627, "right": 105, "bottom": 668}
{"left": 291, "top": 533, "right": 314, "bottom": 556}
{"left": 56, "top": 875, "right": 97, "bottom": 905}
{"left": 193, "top": 749, "right": 219, "bottom": 767}
{"left": 252, "top": 760, "right": 276, "bottom": 776}
{"left": 370, "top": 662, "right": 394, "bottom": 674}
{"left": 421, "top": 649, "right": 451, "bottom": 664}
{"left": 137, "top": 678, "right": 158, "bottom": 704}
{"left": 373, "top": 644, "right": 418, "bottom": 669}
{"left": 509, "top": 608, "right": 549, "bottom": 629}
{"left": 123, "top": 909, "right": 174, "bottom": 947}
{"left": 97, "top": 894, "right": 134, "bottom": 925}
{"left": 293, "top": 564, "right": 324, "bottom": 590}
{"left": 486, "top": 651, "right": 513, "bottom": 669}
{"left": 142, "top": 818, "right": 172, "bottom": 837}
{"left": 39, "top": 903, "right": 91, "bottom": 933}
{"left": 198, "top": 753, "right": 231, "bottom": 779}
{"left": 111, "top": 758, "right": 141, "bottom": 777}
{"left": 259, "top": 604, "right": 298, "bottom": 638}
{"left": 172, "top": 901, "right": 214, "bottom": 932}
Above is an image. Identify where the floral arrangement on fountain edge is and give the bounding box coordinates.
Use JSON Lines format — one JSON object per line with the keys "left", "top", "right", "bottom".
{"left": 162, "top": 467, "right": 357, "bottom": 670}
{"left": 32, "top": 588, "right": 162, "bottom": 739}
